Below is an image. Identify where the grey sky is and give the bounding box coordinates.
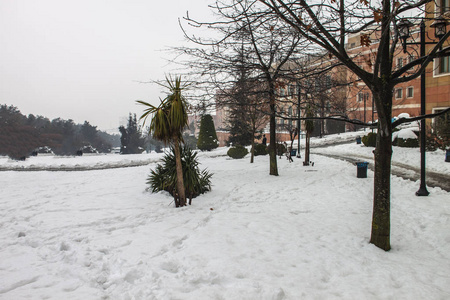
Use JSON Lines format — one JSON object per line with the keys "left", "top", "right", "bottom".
{"left": 0, "top": 0, "right": 211, "bottom": 132}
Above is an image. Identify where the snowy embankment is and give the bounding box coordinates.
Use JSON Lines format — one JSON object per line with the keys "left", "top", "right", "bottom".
{"left": 0, "top": 140, "right": 449, "bottom": 299}
{"left": 0, "top": 153, "right": 160, "bottom": 171}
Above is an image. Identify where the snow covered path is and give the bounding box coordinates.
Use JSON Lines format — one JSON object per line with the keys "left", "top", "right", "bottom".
{"left": 313, "top": 141, "right": 450, "bottom": 191}
{"left": 1, "top": 151, "right": 449, "bottom": 299}
{"left": 314, "top": 151, "right": 450, "bottom": 192}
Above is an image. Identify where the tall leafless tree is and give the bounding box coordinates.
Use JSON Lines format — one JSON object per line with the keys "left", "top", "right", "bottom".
{"left": 255, "top": 0, "right": 450, "bottom": 250}
{"left": 178, "top": 1, "right": 315, "bottom": 175}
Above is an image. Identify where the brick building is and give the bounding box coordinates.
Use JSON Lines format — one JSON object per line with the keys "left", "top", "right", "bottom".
{"left": 193, "top": 3, "right": 449, "bottom": 147}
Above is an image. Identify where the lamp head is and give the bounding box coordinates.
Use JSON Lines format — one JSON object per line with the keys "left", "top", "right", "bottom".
{"left": 431, "top": 16, "right": 448, "bottom": 40}
{"left": 397, "top": 19, "right": 412, "bottom": 53}
{"left": 397, "top": 18, "right": 412, "bottom": 40}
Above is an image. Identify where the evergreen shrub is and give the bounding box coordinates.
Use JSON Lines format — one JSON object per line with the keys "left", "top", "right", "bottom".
{"left": 393, "top": 137, "right": 419, "bottom": 148}
{"left": 392, "top": 129, "right": 419, "bottom": 148}
{"left": 227, "top": 145, "right": 248, "bottom": 159}
{"left": 273, "top": 143, "right": 287, "bottom": 155}
{"left": 197, "top": 114, "right": 219, "bottom": 151}
{"left": 362, "top": 132, "right": 377, "bottom": 147}
{"left": 254, "top": 144, "right": 268, "bottom": 156}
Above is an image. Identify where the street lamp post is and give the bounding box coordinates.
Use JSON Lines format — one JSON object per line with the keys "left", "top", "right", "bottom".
{"left": 398, "top": 16, "right": 448, "bottom": 196}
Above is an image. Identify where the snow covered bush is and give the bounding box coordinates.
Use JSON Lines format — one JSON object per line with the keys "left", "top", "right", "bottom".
{"left": 147, "top": 145, "right": 212, "bottom": 206}
{"left": 227, "top": 145, "right": 248, "bottom": 159}
{"left": 392, "top": 128, "right": 419, "bottom": 148}
{"left": 80, "top": 145, "right": 99, "bottom": 154}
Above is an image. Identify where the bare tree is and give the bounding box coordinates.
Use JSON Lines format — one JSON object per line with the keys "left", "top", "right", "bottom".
{"left": 255, "top": 0, "right": 450, "bottom": 250}
{"left": 179, "top": 1, "right": 315, "bottom": 176}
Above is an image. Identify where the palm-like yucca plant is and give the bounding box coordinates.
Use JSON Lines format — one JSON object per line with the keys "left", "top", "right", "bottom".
{"left": 137, "top": 76, "right": 189, "bottom": 207}
{"left": 147, "top": 145, "right": 212, "bottom": 205}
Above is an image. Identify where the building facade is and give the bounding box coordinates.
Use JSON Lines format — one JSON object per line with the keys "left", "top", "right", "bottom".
{"left": 196, "top": 5, "right": 449, "bottom": 147}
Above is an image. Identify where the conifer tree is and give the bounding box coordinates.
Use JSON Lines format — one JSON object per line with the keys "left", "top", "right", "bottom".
{"left": 197, "top": 114, "right": 219, "bottom": 151}
{"left": 119, "top": 113, "right": 145, "bottom": 154}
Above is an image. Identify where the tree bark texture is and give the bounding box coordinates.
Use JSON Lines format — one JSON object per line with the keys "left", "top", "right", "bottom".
{"left": 304, "top": 132, "right": 310, "bottom": 165}
{"left": 269, "top": 94, "right": 278, "bottom": 176}
{"left": 250, "top": 140, "right": 255, "bottom": 163}
{"left": 173, "top": 135, "right": 187, "bottom": 207}
{"left": 370, "top": 88, "right": 392, "bottom": 251}
{"left": 368, "top": 0, "right": 392, "bottom": 250}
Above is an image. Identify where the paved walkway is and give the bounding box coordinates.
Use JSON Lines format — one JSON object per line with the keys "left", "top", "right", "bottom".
{"left": 313, "top": 149, "right": 450, "bottom": 192}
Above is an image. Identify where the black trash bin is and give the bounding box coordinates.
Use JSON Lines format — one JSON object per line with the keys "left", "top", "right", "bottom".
{"left": 356, "top": 162, "right": 369, "bottom": 178}
{"left": 446, "top": 149, "right": 450, "bottom": 162}
{"left": 356, "top": 136, "right": 362, "bottom": 144}
{"left": 290, "top": 149, "right": 297, "bottom": 157}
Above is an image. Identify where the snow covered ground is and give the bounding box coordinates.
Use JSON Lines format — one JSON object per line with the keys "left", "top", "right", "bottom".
{"left": 1, "top": 137, "right": 449, "bottom": 299}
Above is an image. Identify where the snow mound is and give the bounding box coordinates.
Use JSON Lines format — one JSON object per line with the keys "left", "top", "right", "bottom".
{"left": 397, "top": 112, "right": 410, "bottom": 119}
{"left": 393, "top": 128, "right": 418, "bottom": 140}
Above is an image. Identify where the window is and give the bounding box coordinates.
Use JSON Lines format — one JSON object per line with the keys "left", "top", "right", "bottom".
{"left": 357, "top": 92, "right": 363, "bottom": 102}
{"left": 357, "top": 92, "right": 369, "bottom": 102}
{"left": 432, "top": 108, "right": 450, "bottom": 129}
{"left": 397, "top": 57, "right": 403, "bottom": 69}
{"left": 439, "top": 56, "right": 450, "bottom": 74}
{"left": 288, "top": 85, "right": 294, "bottom": 96}
{"left": 325, "top": 75, "right": 332, "bottom": 89}
{"left": 288, "top": 107, "right": 293, "bottom": 126}
{"left": 407, "top": 87, "right": 414, "bottom": 98}
{"left": 439, "top": 0, "right": 450, "bottom": 14}
{"left": 395, "top": 88, "right": 403, "bottom": 99}
{"left": 407, "top": 55, "right": 415, "bottom": 71}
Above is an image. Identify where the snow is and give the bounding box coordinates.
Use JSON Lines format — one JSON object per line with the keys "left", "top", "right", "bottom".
{"left": 1, "top": 137, "right": 450, "bottom": 299}
{"left": 0, "top": 153, "right": 160, "bottom": 171}
{"left": 397, "top": 113, "right": 410, "bottom": 119}
{"left": 393, "top": 128, "right": 418, "bottom": 141}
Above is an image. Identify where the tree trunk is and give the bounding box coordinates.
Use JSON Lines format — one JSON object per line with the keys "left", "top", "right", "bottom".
{"left": 369, "top": 87, "right": 392, "bottom": 251}
{"left": 250, "top": 140, "right": 255, "bottom": 163}
{"left": 250, "top": 123, "right": 256, "bottom": 163}
{"left": 173, "top": 135, "right": 186, "bottom": 207}
{"left": 304, "top": 131, "right": 310, "bottom": 165}
{"left": 269, "top": 91, "right": 278, "bottom": 175}
{"left": 370, "top": 129, "right": 392, "bottom": 250}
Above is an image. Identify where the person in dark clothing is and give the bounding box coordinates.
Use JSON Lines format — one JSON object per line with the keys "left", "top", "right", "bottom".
{"left": 262, "top": 135, "right": 267, "bottom": 145}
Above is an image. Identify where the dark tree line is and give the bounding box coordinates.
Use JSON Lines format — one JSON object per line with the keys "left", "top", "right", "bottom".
{"left": 0, "top": 104, "right": 119, "bottom": 159}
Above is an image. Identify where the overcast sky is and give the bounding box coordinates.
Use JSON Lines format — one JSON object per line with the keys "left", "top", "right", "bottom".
{"left": 0, "top": 0, "right": 212, "bottom": 133}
